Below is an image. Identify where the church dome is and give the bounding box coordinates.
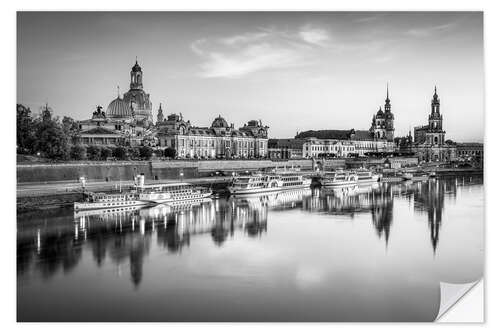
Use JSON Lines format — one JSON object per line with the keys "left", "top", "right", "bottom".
{"left": 107, "top": 97, "right": 133, "bottom": 118}
{"left": 376, "top": 107, "right": 384, "bottom": 117}
{"left": 211, "top": 115, "right": 228, "bottom": 128}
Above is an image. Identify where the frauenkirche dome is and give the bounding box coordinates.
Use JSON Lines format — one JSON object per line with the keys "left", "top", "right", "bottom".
{"left": 106, "top": 97, "right": 132, "bottom": 118}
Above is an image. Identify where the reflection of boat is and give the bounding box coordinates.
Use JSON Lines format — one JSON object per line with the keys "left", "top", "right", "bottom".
{"left": 74, "top": 205, "right": 144, "bottom": 219}
{"left": 141, "top": 198, "right": 213, "bottom": 217}
{"left": 228, "top": 172, "right": 311, "bottom": 195}
{"left": 429, "top": 171, "right": 437, "bottom": 178}
{"left": 230, "top": 188, "right": 311, "bottom": 208}
{"left": 74, "top": 175, "right": 212, "bottom": 211}
{"left": 320, "top": 171, "right": 358, "bottom": 187}
{"left": 322, "top": 184, "right": 358, "bottom": 196}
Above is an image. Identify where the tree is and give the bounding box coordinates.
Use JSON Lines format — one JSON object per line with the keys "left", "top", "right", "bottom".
{"left": 62, "top": 116, "right": 80, "bottom": 144}
{"left": 164, "top": 147, "right": 176, "bottom": 158}
{"left": 127, "top": 147, "right": 140, "bottom": 160}
{"left": 17, "top": 104, "right": 35, "bottom": 154}
{"left": 445, "top": 139, "right": 456, "bottom": 146}
{"left": 113, "top": 146, "right": 127, "bottom": 160}
{"left": 139, "top": 146, "right": 153, "bottom": 160}
{"left": 70, "top": 145, "right": 87, "bottom": 160}
{"left": 100, "top": 146, "right": 112, "bottom": 160}
{"left": 87, "top": 145, "right": 102, "bottom": 160}
{"left": 33, "top": 117, "right": 70, "bottom": 160}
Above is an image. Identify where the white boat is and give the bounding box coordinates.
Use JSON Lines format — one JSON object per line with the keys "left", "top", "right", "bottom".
{"left": 74, "top": 191, "right": 147, "bottom": 211}
{"left": 320, "top": 171, "right": 358, "bottom": 187}
{"left": 74, "top": 175, "right": 212, "bottom": 211}
{"left": 138, "top": 183, "right": 212, "bottom": 204}
{"left": 228, "top": 172, "right": 311, "bottom": 195}
{"left": 355, "top": 170, "right": 381, "bottom": 184}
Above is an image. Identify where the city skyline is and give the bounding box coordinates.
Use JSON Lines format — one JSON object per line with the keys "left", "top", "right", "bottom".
{"left": 17, "top": 12, "right": 484, "bottom": 142}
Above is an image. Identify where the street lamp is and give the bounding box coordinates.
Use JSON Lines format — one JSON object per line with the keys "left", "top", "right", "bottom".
{"left": 79, "top": 176, "right": 87, "bottom": 200}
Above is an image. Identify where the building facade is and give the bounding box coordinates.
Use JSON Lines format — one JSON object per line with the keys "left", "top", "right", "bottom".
{"left": 370, "top": 85, "right": 395, "bottom": 141}
{"left": 410, "top": 87, "right": 456, "bottom": 162}
{"left": 77, "top": 61, "right": 155, "bottom": 147}
{"left": 290, "top": 87, "right": 396, "bottom": 158}
{"left": 156, "top": 112, "right": 269, "bottom": 159}
{"left": 268, "top": 139, "right": 305, "bottom": 159}
{"left": 456, "top": 142, "right": 483, "bottom": 164}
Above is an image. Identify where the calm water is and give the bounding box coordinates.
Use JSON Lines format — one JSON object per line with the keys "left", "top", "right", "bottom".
{"left": 17, "top": 176, "right": 484, "bottom": 322}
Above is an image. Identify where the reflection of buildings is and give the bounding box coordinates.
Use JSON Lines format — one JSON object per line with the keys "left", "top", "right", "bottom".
{"left": 306, "top": 184, "right": 394, "bottom": 244}
{"left": 412, "top": 178, "right": 457, "bottom": 253}
{"left": 17, "top": 177, "right": 479, "bottom": 285}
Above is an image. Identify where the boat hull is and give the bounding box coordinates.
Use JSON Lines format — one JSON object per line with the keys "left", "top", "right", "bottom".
{"left": 74, "top": 200, "right": 149, "bottom": 212}
{"left": 228, "top": 183, "right": 311, "bottom": 195}
{"left": 320, "top": 180, "right": 358, "bottom": 187}
{"left": 140, "top": 192, "right": 212, "bottom": 204}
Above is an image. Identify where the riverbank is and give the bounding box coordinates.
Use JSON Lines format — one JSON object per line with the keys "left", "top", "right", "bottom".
{"left": 16, "top": 177, "right": 232, "bottom": 213}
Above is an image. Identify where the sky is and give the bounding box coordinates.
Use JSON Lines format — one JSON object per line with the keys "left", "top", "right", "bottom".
{"left": 17, "top": 12, "right": 484, "bottom": 142}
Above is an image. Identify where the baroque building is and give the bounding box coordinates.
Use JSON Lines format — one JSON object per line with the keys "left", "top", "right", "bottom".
{"left": 370, "top": 85, "right": 395, "bottom": 141}
{"left": 410, "top": 87, "right": 456, "bottom": 162}
{"left": 156, "top": 110, "right": 269, "bottom": 159}
{"left": 273, "top": 86, "right": 396, "bottom": 159}
{"left": 77, "top": 60, "right": 155, "bottom": 147}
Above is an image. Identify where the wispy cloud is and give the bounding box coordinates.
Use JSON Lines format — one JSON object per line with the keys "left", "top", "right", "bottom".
{"left": 298, "top": 25, "right": 330, "bottom": 46}
{"left": 406, "top": 22, "right": 457, "bottom": 37}
{"left": 191, "top": 25, "right": 331, "bottom": 78}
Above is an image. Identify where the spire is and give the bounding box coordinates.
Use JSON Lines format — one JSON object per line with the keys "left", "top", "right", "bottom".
{"left": 158, "top": 103, "right": 162, "bottom": 111}
{"left": 386, "top": 82, "right": 390, "bottom": 101}
{"left": 117, "top": 85, "right": 120, "bottom": 98}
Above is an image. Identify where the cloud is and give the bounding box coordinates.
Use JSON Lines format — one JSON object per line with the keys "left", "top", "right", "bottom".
{"left": 298, "top": 25, "right": 330, "bottom": 46}
{"left": 406, "top": 22, "right": 457, "bottom": 37}
{"left": 191, "top": 25, "right": 331, "bottom": 78}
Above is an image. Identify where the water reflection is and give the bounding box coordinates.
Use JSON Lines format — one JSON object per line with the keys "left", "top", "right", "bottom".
{"left": 17, "top": 175, "right": 483, "bottom": 288}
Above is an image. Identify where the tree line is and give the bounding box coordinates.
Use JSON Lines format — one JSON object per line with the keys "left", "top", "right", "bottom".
{"left": 17, "top": 104, "right": 176, "bottom": 161}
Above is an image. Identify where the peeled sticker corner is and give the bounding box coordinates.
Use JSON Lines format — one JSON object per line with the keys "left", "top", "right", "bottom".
{"left": 436, "top": 279, "right": 483, "bottom": 322}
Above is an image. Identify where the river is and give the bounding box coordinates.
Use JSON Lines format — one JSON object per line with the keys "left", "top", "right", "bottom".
{"left": 17, "top": 176, "right": 484, "bottom": 321}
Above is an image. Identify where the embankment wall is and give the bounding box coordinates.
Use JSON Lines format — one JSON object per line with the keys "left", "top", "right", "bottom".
{"left": 18, "top": 159, "right": 328, "bottom": 183}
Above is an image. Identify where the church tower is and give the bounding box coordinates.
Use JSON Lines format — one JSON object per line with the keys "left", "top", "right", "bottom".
{"left": 426, "top": 86, "right": 445, "bottom": 145}
{"left": 156, "top": 103, "right": 164, "bottom": 124}
{"left": 384, "top": 84, "right": 395, "bottom": 141}
{"left": 130, "top": 59, "right": 143, "bottom": 90}
{"left": 123, "top": 59, "right": 153, "bottom": 125}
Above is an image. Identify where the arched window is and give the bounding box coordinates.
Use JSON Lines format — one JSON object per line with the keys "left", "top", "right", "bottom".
{"left": 434, "top": 136, "right": 438, "bottom": 144}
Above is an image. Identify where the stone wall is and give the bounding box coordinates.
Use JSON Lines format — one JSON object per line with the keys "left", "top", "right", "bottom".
{"left": 17, "top": 159, "right": 320, "bottom": 183}
{"left": 17, "top": 162, "right": 151, "bottom": 183}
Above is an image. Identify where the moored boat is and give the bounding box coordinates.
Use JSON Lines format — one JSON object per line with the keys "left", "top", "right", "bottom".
{"left": 74, "top": 175, "right": 212, "bottom": 211}
{"left": 320, "top": 171, "right": 358, "bottom": 187}
{"left": 228, "top": 172, "right": 311, "bottom": 195}
{"left": 354, "top": 169, "right": 381, "bottom": 184}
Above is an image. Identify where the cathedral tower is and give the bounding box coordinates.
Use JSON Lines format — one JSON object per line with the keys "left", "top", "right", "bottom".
{"left": 123, "top": 59, "right": 153, "bottom": 124}
{"left": 130, "top": 59, "right": 143, "bottom": 90}
{"left": 157, "top": 103, "right": 164, "bottom": 124}
{"left": 426, "top": 86, "right": 445, "bottom": 145}
{"left": 384, "top": 84, "right": 395, "bottom": 141}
